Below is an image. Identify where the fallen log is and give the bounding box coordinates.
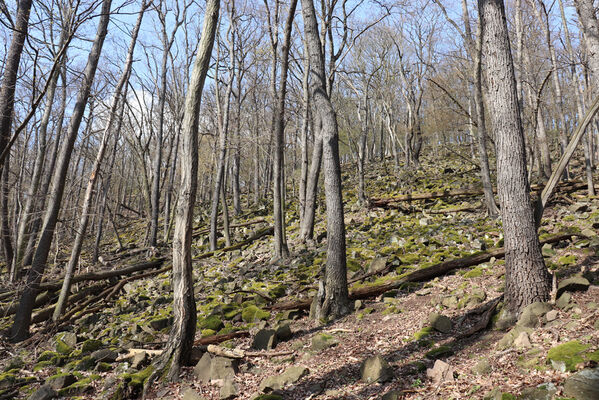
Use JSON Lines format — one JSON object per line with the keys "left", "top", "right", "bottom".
{"left": 31, "top": 282, "right": 108, "bottom": 323}
{"left": 194, "top": 227, "right": 274, "bottom": 260}
{"left": 194, "top": 330, "right": 250, "bottom": 345}
{"left": 270, "top": 233, "right": 577, "bottom": 311}
{"left": 369, "top": 181, "right": 594, "bottom": 208}
{"left": 193, "top": 218, "right": 267, "bottom": 238}
{"left": 37, "top": 258, "right": 167, "bottom": 292}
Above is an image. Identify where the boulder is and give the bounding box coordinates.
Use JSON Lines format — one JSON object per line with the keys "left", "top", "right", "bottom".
{"left": 517, "top": 302, "right": 551, "bottom": 328}
{"left": 556, "top": 292, "right": 571, "bottom": 309}
{"left": 131, "top": 351, "right": 149, "bottom": 370}
{"left": 381, "top": 391, "right": 401, "bottom": 400}
{"left": 428, "top": 312, "right": 452, "bottom": 333}
{"left": 360, "top": 355, "right": 392, "bottom": 383}
{"left": 563, "top": 368, "right": 599, "bottom": 400}
{"left": 426, "top": 360, "right": 454, "bottom": 385}
{"left": 514, "top": 331, "right": 532, "bottom": 349}
{"left": 368, "top": 257, "right": 388, "bottom": 273}
{"left": 518, "top": 383, "right": 556, "bottom": 400}
{"left": 311, "top": 333, "right": 337, "bottom": 351}
{"left": 471, "top": 359, "right": 492, "bottom": 375}
{"left": 275, "top": 323, "right": 292, "bottom": 341}
{"left": 45, "top": 373, "right": 77, "bottom": 390}
{"left": 81, "top": 339, "right": 103, "bottom": 353}
{"left": 90, "top": 349, "right": 118, "bottom": 363}
{"left": 219, "top": 379, "right": 238, "bottom": 399}
{"left": 193, "top": 353, "right": 238, "bottom": 384}
{"left": 547, "top": 340, "right": 590, "bottom": 372}
{"left": 259, "top": 366, "right": 309, "bottom": 391}
{"left": 181, "top": 387, "right": 207, "bottom": 400}
{"left": 557, "top": 276, "right": 590, "bottom": 297}
{"left": 545, "top": 310, "right": 558, "bottom": 322}
{"left": 252, "top": 329, "right": 277, "bottom": 351}
{"left": 28, "top": 384, "right": 57, "bottom": 400}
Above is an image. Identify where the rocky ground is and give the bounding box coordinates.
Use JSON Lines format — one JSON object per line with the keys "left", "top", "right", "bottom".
{"left": 0, "top": 159, "right": 598, "bottom": 400}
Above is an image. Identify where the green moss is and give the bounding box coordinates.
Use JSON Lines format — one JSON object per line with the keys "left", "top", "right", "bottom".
{"left": 55, "top": 339, "right": 73, "bottom": 355}
{"left": 558, "top": 254, "right": 577, "bottom": 266}
{"left": 425, "top": 345, "right": 453, "bottom": 359}
{"left": 412, "top": 326, "right": 433, "bottom": 341}
{"left": 198, "top": 315, "right": 224, "bottom": 331}
{"left": 400, "top": 254, "right": 420, "bottom": 265}
{"left": 33, "top": 361, "right": 54, "bottom": 372}
{"left": 546, "top": 340, "right": 590, "bottom": 372}
{"left": 269, "top": 284, "right": 287, "bottom": 298}
{"left": 125, "top": 365, "right": 154, "bottom": 389}
{"left": 37, "top": 351, "right": 60, "bottom": 363}
{"left": 463, "top": 267, "right": 483, "bottom": 278}
{"left": 346, "top": 258, "right": 362, "bottom": 272}
{"left": 201, "top": 329, "right": 216, "bottom": 337}
{"left": 75, "top": 356, "right": 96, "bottom": 371}
{"left": 0, "top": 372, "right": 16, "bottom": 386}
{"left": 81, "top": 339, "right": 103, "bottom": 353}
{"left": 241, "top": 305, "right": 270, "bottom": 322}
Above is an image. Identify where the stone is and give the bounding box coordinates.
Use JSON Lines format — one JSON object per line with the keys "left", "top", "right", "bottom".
{"left": 259, "top": 365, "right": 309, "bottom": 391}
{"left": 81, "top": 339, "right": 103, "bottom": 353}
{"left": 541, "top": 243, "right": 555, "bottom": 257}
{"left": 28, "top": 384, "right": 57, "bottom": 400}
{"left": 242, "top": 305, "right": 270, "bottom": 322}
{"left": 426, "top": 359, "right": 454, "bottom": 385}
{"left": 149, "top": 317, "right": 170, "bottom": 331}
{"left": 193, "top": 354, "right": 238, "bottom": 384}
{"left": 219, "top": 379, "right": 238, "bottom": 399}
{"left": 441, "top": 295, "right": 458, "bottom": 309}
{"left": 131, "top": 351, "right": 149, "bottom": 370}
{"left": 199, "top": 315, "right": 224, "bottom": 331}
{"left": 181, "top": 387, "right": 207, "bottom": 400}
{"left": 360, "top": 355, "right": 392, "bottom": 383}
{"left": 428, "top": 312, "right": 452, "bottom": 333}
{"left": 310, "top": 333, "right": 337, "bottom": 351}
{"left": 275, "top": 323, "right": 292, "bottom": 341}
{"left": 497, "top": 326, "right": 532, "bottom": 350}
{"left": 46, "top": 373, "right": 77, "bottom": 390}
{"left": 519, "top": 383, "right": 557, "bottom": 400}
{"left": 425, "top": 345, "right": 453, "bottom": 359}
{"left": 563, "top": 368, "right": 599, "bottom": 400}
{"left": 556, "top": 292, "right": 571, "bottom": 309}
{"left": 493, "top": 308, "right": 517, "bottom": 330}
{"left": 557, "top": 276, "right": 590, "bottom": 296}
{"left": 544, "top": 310, "right": 558, "bottom": 322}
{"left": 354, "top": 300, "right": 363, "bottom": 310}
{"left": 368, "top": 257, "right": 388, "bottom": 273}
{"left": 471, "top": 359, "right": 492, "bottom": 375}
{"left": 74, "top": 356, "right": 96, "bottom": 371}
{"left": 4, "top": 356, "right": 24, "bottom": 371}
{"left": 252, "top": 329, "right": 277, "bottom": 350}
{"left": 517, "top": 302, "right": 551, "bottom": 328}
{"left": 514, "top": 331, "right": 531, "bottom": 349}
{"left": 90, "top": 348, "right": 118, "bottom": 363}
{"left": 381, "top": 390, "right": 401, "bottom": 400}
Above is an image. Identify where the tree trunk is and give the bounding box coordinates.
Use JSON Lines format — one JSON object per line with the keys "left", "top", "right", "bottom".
{"left": 479, "top": 0, "right": 550, "bottom": 315}
{"left": 10, "top": 0, "right": 113, "bottom": 342}
{"left": 298, "top": 54, "right": 310, "bottom": 226}
{"left": 145, "top": 0, "right": 218, "bottom": 385}
{"left": 300, "top": 0, "right": 350, "bottom": 321}
{"left": 0, "top": 0, "right": 33, "bottom": 174}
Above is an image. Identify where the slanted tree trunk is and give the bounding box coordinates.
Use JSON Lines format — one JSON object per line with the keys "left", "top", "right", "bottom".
{"left": 10, "top": 0, "right": 113, "bottom": 342}
{"left": 52, "top": 2, "right": 146, "bottom": 321}
{"left": 0, "top": 0, "right": 33, "bottom": 174}
{"left": 145, "top": 0, "right": 218, "bottom": 385}
{"left": 300, "top": 0, "right": 350, "bottom": 321}
{"left": 479, "top": 0, "right": 550, "bottom": 315}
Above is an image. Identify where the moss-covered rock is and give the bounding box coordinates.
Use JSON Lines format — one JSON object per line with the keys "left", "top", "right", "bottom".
{"left": 241, "top": 305, "right": 270, "bottom": 323}
{"left": 425, "top": 345, "right": 453, "bottom": 359}
{"left": 33, "top": 360, "right": 55, "bottom": 372}
{"left": 311, "top": 333, "right": 338, "bottom": 351}
{"left": 547, "top": 340, "right": 590, "bottom": 372}
{"left": 55, "top": 339, "right": 73, "bottom": 356}
{"left": 463, "top": 267, "right": 483, "bottom": 278}
{"left": 412, "top": 326, "right": 433, "bottom": 341}
{"left": 199, "top": 315, "right": 224, "bottom": 331}
{"left": 0, "top": 372, "right": 16, "bottom": 389}
{"left": 81, "top": 339, "right": 103, "bottom": 353}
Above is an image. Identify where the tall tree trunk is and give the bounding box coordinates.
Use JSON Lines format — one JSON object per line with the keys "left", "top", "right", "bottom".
{"left": 272, "top": 0, "right": 298, "bottom": 259}
{"left": 0, "top": 0, "right": 33, "bottom": 174}
{"left": 300, "top": 0, "right": 350, "bottom": 321}
{"left": 479, "top": 0, "right": 550, "bottom": 315}
{"left": 145, "top": 0, "right": 218, "bottom": 386}
{"left": 52, "top": 2, "right": 146, "bottom": 321}
{"left": 10, "top": 0, "right": 113, "bottom": 342}
{"left": 298, "top": 54, "right": 310, "bottom": 225}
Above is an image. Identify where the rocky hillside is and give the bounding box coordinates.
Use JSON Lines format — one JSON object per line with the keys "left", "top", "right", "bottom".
{"left": 1, "top": 158, "right": 598, "bottom": 400}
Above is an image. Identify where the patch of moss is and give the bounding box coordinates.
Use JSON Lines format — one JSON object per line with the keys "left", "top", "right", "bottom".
{"left": 81, "top": 339, "right": 103, "bottom": 353}
{"left": 558, "top": 255, "right": 577, "bottom": 266}
{"left": 463, "top": 267, "right": 483, "bottom": 278}
{"left": 269, "top": 284, "right": 287, "bottom": 298}
{"left": 412, "top": 326, "right": 433, "bottom": 341}
{"left": 546, "top": 340, "right": 589, "bottom": 372}
{"left": 241, "top": 305, "right": 270, "bottom": 322}
{"left": 198, "top": 315, "right": 224, "bottom": 331}
{"left": 55, "top": 339, "right": 73, "bottom": 355}
{"left": 32, "top": 361, "right": 54, "bottom": 372}
{"left": 425, "top": 345, "right": 453, "bottom": 359}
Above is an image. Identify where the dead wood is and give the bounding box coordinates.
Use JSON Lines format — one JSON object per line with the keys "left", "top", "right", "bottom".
{"left": 270, "top": 233, "right": 576, "bottom": 311}
{"left": 457, "top": 295, "right": 503, "bottom": 338}
{"left": 194, "top": 227, "right": 274, "bottom": 260}
{"left": 193, "top": 218, "right": 267, "bottom": 238}
{"left": 194, "top": 330, "right": 250, "bottom": 345}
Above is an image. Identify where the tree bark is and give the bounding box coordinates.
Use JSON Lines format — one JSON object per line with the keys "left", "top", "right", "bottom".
{"left": 146, "top": 0, "right": 218, "bottom": 386}
{"left": 300, "top": 0, "right": 350, "bottom": 321}
{"left": 10, "top": 0, "right": 113, "bottom": 342}
{"left": 479, "top": 0, "right": 550, "bottom": 315}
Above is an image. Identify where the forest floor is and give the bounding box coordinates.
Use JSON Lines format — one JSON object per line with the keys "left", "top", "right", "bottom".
{"left": 0, "top": 154, "right": 598, "bottom": 400}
